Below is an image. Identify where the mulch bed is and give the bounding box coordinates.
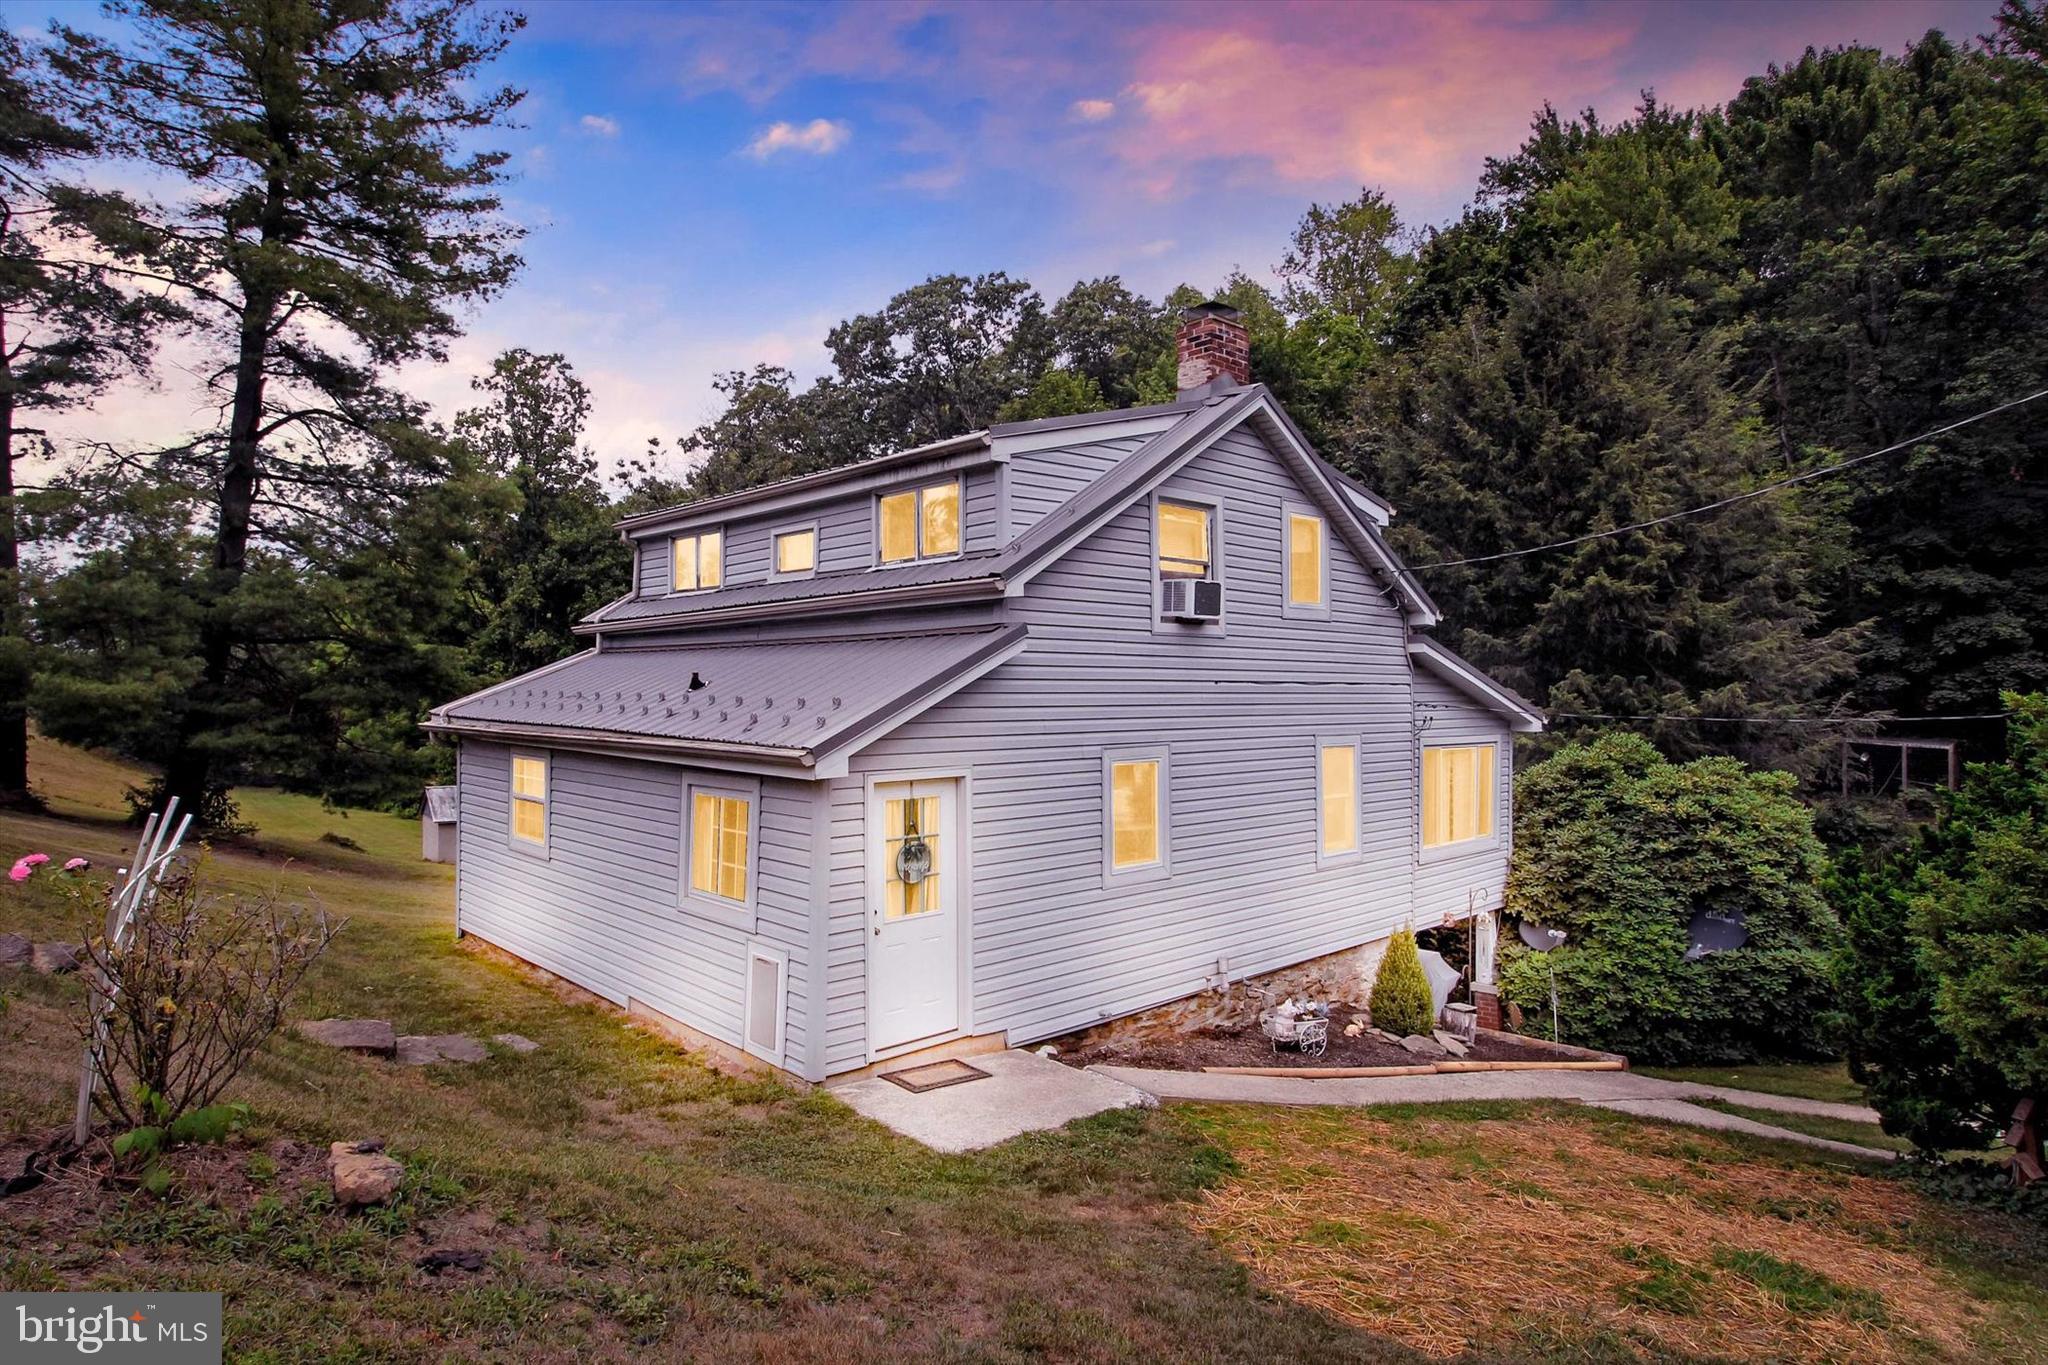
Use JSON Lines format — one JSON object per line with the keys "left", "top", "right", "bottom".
{"left": 1060, "top": 1005, "right": 1573, "bottom": 1072}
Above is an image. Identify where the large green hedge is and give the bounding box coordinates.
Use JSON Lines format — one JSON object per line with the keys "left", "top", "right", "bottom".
{"left": 1833, "top": 693, "right": 2047, "bottom": 1152}
{"left": 1499, "top": 733, "right": 1838, "bottom": 1064}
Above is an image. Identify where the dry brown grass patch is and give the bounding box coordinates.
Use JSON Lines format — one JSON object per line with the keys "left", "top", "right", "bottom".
{"left": 1185, "top": 1105, "right": 1999, "bottom": 1361}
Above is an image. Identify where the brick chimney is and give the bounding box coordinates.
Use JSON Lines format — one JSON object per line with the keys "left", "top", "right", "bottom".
{"left": 1176, "top": 301, "right": 1251, "bottom": 396}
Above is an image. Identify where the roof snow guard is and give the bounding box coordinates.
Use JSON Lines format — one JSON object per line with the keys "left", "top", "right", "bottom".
{"left": 1408, "top": 636, "right": 1546, "bottom": 733}
{"left": 426, "top": 625, "right": 1029, "bottom": 779}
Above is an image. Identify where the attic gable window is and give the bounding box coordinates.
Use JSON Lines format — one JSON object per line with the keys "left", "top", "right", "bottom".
{"left": 878, "top": 481, "right": 961, "bottom": 563}
{"left": 1157, "top": 500, "right": 1211, "bottom": 579}
{"left": 671, "top": 531, "right": 722, "bottom": 593}
{"left": 1287, "top": 510, "right": 1326, "bottom": 610}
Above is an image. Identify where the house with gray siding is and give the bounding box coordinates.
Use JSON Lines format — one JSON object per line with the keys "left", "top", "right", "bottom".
{"left": 426, "top": 304, "right": 1544, "bottom": 1082}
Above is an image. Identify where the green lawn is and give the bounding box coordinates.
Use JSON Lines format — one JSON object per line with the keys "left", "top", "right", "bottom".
{"left": 3, "top": 739, "right": 2042, "bottom": 1362}
{"left": 1634, "top": 1062, "right": 1867, "bottom": 1106}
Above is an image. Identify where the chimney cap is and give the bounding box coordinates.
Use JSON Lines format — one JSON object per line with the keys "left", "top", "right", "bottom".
{"left": 1183, "top": 299, "right": 1242, "bottom": 321}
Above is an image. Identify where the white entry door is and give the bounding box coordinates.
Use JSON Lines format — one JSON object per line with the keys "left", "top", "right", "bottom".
{"left": 868, "top": 778, "right": 961, "bottom": 1053}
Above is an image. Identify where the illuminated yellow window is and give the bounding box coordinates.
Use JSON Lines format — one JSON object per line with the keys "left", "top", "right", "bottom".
{"left": 1158, "top": 500, "right": 1211, "bottom": 578}
{"left": 511, "top": 753, "right": 547, "bottom": 847}
{"left": 883, "top": 795, "right": 941, "bottom": 920}
{"left": 921, "top": 481, "right": 959, "bottom": 556}
{"left": 1110, "top": 758, "right": 1161, "bottom": 870}
{"left": 690, "top": 790, "right": 750, "bottom": 903}
{"left": 1321, "top": 743, "right": 1358, "bottom": 854}
{"left": 774, "top": 527, "right": 816, "bottom": 575}
{"left": 879, "top": 482, "right": 961, "bottom": 563}
{"left": 1288, "top": 512, "right": 1324, "bottom": 607}
{"left": 1422, "top": 744, "right": 1495, "bottom": 848}
{"left": 671, "top": 531, "right": 722, "bottom": 592}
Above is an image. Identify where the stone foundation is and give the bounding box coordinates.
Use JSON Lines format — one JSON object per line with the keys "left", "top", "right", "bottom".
{"left": 1056, "top": 937, "right": 1396, "bottom": 1054}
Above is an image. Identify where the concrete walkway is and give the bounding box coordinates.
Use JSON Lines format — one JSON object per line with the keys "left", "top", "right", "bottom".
{"left": 1087, "top": 1065, "right": 1896, "bottom": 1163}
{"left": 832, "top": 1049, "right": 1154, "bottom": 1152}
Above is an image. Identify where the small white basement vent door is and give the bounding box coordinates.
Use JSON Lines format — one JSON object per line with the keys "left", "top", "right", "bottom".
{"left": 743, "top": 943, "right": 786, "bottom": 1065}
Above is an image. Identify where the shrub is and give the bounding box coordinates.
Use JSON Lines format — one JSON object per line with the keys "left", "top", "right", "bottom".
{"left": 1833, "top": 692, "right": 2048, "bottom": 1153}
{"left": 1499, "top": 733, "right": 1837, "bottom": 1064}
{"left": 1370, "top": 927, "right": 1434, "bottom": 1037}
{"left": 77, "top": 859, "right": 341, "bottom": 1138}
{"left": 1829, "top": 847, "right": 2016, "bottom": 1152}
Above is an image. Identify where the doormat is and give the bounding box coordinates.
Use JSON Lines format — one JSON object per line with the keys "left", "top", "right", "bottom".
{"left": 880, "top": 1058, "right": 992, "bottom": 1093}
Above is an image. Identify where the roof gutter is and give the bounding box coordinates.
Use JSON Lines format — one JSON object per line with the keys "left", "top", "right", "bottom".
{"left": 420, "top": 715, "right": 818, "bottom": 769}
{"left": 574, "top": 574, "right": 1007, "bottom": 637}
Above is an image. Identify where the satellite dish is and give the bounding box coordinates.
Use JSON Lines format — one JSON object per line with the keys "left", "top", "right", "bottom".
{"left": 1682, "top": 909, "right": 1748, "bottom": 963}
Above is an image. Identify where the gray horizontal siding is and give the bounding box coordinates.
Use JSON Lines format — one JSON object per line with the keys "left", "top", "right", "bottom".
{"left": 455, "top": 741, "right": 813, "bottom": 1070}
{"left": 1410, "top": 672, "right": 1515, "bottom": 922}
{"left": 835, "top": 420, "right": 1441, "bottom": 1053}
{"left": 1005, "top": 436, "right": 1150, "bottom": 538}
{"left": 634, "top": 467, "right": 1003, "bottom": 597}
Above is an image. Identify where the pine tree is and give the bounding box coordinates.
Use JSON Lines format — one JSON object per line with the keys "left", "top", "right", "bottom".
{"left": 1356, "top": 250, "right": 1859, "bottom": 775}
{"left": 51, "top": 0, "right": 525, "bottom": 825}
{"left": 0, "top": 31, "right": 169, "bottom": 804}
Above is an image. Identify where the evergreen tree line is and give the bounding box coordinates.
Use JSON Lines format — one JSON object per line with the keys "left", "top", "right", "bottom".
{"left": 1, "top": 1, "right": 2042, "bottom": 824}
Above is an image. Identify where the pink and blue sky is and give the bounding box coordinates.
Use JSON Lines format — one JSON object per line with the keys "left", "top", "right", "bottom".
{"left": 6, "top": 0, "right": 2010, "bottom": 469}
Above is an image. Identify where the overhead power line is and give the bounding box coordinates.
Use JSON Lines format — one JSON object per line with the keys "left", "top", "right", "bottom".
{"left": 1408, "top": 386, "right": 2048, "bottom": 571}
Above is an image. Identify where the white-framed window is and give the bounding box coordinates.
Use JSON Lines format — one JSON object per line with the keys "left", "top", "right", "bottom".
{"left": 682, "top": 777, "right": 758, "bottom": 924}
{"left": 1285, "top": 505, "right": 1327, "bottom": 614}
{"left": 877, "top": 480, "right": 961, "bottom": 564}
{"left": 1103, "top": 747, "right": 1169, "bottom": 882}
{"left": 772, "top": 524, "right": 817, "bottom": 578}
{"left": 671, "top": 530, "right": 723, "bottom": 593}
{"left": 1157, "top": 499, "right": 1213, "bottom": 579}
{"left": 510, "top": 751, "right": 548, "bottom": 853}
{"left": 1318, "top": 739, "right": 1360, "bottom": 860}
{"left": 1422, "top": 743, "right": 1496, "bottom": 850}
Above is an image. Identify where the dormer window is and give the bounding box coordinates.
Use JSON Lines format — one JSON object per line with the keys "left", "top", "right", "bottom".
{"left": 671, "top": 531, "right": 722, "bottom": 592}
{"left": 773, "top": 526, "right": 817, "bottom": 577}
{"left": 879, "top": 481, "right": 961, "bottom": 564}
{"left": 1157, "top": 501, "right": 1211, "bottom": 579}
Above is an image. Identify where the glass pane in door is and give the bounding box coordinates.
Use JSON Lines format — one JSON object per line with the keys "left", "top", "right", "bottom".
{"left": 883, "top": 794, "right": 941, "bottom": 920}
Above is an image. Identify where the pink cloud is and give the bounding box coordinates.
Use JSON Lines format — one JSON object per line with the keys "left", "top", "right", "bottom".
{"left": 1108, "top": 3, "right": 1640, "bottom": 193}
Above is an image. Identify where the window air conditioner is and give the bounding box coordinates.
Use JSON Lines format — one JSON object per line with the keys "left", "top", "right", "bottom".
{"left": 1159, "top": 577, "right": 1224, "bottom": 622}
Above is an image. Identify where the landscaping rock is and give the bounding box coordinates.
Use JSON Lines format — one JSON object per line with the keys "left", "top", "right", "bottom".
{"left": 491, "top": 1033, "right": 540, "bottom": 1055}
{"left": 1368, "top": 1027, "right": 1403, "bottom": 1045}
{"left": 1399, "top": 1033, "right": 1448, "bottom": 1058}
{"left": 1433, "top": 1030, "right": 1470, "bottom": 1059}
{"left": 0, "top": 932, "right": 30, "bottom": 968}
{"left": 396, "top": 1033, "right": 489, "bottom": 1065}
{"left": 30, "top": 942, "right": 79, "bottom": 975}
{"left": 329, "top": 1140, "right": 403, "bottom": 1207}
{"left": 297, "top": 1018, "right": 397, "bottom": 1056}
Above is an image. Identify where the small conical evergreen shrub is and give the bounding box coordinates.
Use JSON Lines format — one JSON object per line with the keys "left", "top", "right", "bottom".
{"left": 1370, "top": 926, "right": 1434, "bottom": 1037}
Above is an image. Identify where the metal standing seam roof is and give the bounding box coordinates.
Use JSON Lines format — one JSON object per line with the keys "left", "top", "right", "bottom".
{"left": 427, "top": 625, "right": 1028, "bottom": 760}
